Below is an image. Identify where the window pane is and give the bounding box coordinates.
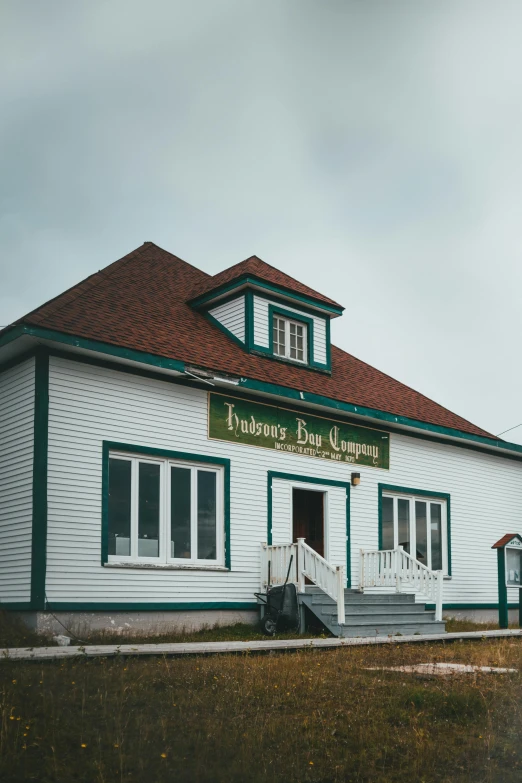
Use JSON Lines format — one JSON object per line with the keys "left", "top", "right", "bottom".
{"left": 381, "top": 496, "right": 394, "bottom": 549}
{"left": 430, "top": 503, "right": 443, "bottom": 570}
{"left": 398, "top": 498, "right": 410, "bottom": 553}
{"left": 197, "top": 471, "right": 217, "bottom": 559}
{"left": 415, "top": 501, "right": 427, "bottom": 564}
{"left": 138, "top": 462, "right": 160, "bottom": 557}
{"left": 108, "top": 458, "right": 131, "bottom": 556}
{"left": 171, "top": 467, "right": 191, "bottom": 559}
{"left": 273, "top": 316, "right": 285, "bottom": 356}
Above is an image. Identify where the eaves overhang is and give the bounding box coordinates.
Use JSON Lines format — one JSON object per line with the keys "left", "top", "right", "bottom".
{"left": 1, "top": 323, "right": 518, "bottom": 462}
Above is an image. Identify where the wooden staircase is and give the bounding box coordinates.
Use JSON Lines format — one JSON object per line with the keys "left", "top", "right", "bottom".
{"left": 261, "top": 539, "right": 446, "bottom": 639}
{"left": 299, "top": 586, "right": 446, "bottom": 638}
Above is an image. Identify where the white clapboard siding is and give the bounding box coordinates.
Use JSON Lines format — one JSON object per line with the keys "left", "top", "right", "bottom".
{"left": 46, "top": 355, "right": 522, "bottom": 608}
{"left": 0, "top": 359, "right": 34, "bottom": 603}
{"left": 208, "top": 296, "right": 245, "bottom": 342}
{"left": 271, "top": 477, "right": 347, "bottom": 571}
{"left": 253, "top": 295, "right": 328, "bottom": 364}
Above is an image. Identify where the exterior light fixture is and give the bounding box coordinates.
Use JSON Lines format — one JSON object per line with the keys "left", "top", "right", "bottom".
{"left": 351, "top": 472, "right": 361, "bottom": 487}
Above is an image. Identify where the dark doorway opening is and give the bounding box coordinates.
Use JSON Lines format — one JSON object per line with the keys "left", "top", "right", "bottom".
{"left": 292, "top": 488, "right": 325, "bottom": 557}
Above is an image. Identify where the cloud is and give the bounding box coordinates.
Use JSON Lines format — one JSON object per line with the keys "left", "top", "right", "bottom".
{"left": 2, "top": 0, "right": 522, "bottom": 439}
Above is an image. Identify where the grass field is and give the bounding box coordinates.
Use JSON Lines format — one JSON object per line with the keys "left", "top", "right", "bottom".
{"left": 1, "top": 613, "right": 522, "bottom": 783}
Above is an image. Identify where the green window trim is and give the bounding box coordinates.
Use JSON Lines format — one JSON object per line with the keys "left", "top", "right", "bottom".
{"left": 378, "top": 483, "right": 452, "bottom": 576}
{"left": 201, "top": 291, "right": 332, "bottom": 372}
{"left": 267, "top": 471, "right": 351, "bottom": 587}
{"left": 268, "top": 305, "right": 328, "bottom": 371}
{"left": 249, "top": 293, "right": 331, "bottom": 371}
{"left": 102, "top": 442, "right": 231, "bottom": 569}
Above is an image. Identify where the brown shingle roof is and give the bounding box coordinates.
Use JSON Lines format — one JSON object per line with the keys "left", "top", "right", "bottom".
{"left": 5, "top": 242, "right": 495, "bottom": 439}
{"left": 492, "top": 534, "right": 522, "bottom": 549}
{"left": 188, "top": 254, "right": 343, "bottom": 310}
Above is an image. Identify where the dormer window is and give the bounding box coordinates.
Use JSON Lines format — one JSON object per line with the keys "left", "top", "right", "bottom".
{"left": 189, "top": 258, "right": 343, "bottom": 374}
{"left": 272, "top": 314, "right": 307, "bottom": 363}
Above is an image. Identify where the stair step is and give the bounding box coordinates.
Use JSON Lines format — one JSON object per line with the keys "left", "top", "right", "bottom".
{"left": 320, "top": 603, "right": 427, "bottom": 616}
{"left": 309, "top": 593, "right": 416, "bottom": 606}
{"left": 320, "top": 611, "right": 434, "bottom": 624}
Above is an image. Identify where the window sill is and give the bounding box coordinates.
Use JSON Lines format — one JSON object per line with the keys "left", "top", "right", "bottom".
{"left": 104, "top": 562, "right": 229, "bottom": 572}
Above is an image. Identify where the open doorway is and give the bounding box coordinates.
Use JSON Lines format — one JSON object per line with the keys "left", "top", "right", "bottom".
{"left": 292, "top": 488, "right": 325, "bottom": 557}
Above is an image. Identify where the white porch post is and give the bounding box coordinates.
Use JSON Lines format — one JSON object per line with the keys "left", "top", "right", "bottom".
{"left": 359, "top": 548, "right": 365, "bottom": 593}
{"left": 435, "top": 570, "right": 444, "bottom": 622}
{"left": 336, "top": 565, "right": 345, "bottom": 625}
{"left": 297, "top": 537, "right": 306, "bottom": 593}
{"left": 260, "top": 542, "right": 267, "bottom": 590}
{"left": 395, "top": 545, "right": 403, "bottom": 593}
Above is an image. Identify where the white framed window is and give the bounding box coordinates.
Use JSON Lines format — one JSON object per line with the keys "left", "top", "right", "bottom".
{"left": 107, "top": 452, "right": 224, "bottom": 566}
{"left": 381, "top": 492, "right": 449, "bottom": 574}
{"left": 272, "top": 314, "right": 307, "bottom": 363}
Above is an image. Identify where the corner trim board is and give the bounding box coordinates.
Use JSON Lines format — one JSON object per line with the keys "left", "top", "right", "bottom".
{"left": 31, "top": 349, "right": 49, "bottom": 610}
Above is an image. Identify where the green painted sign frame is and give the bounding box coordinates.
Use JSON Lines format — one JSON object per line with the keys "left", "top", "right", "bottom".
{"left": 208, "top": 392, "right": 390, "bottom": 469}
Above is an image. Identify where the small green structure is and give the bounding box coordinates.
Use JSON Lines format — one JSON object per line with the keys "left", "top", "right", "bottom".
{"left": 492, "top": 534, "right": 522, "bottom": 628}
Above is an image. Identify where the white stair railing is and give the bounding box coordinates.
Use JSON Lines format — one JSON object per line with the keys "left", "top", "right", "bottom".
{"left": 297, "top": 538, "right": 345, "bottom": 625}
{"left": 359, "top": 546, "right": 444, "bottom": 621}
{"left": 260, "top": 542, "right": 298, "bottom": 588}
{"left": 261, "top": 540, "right": 345, "bottom": 626}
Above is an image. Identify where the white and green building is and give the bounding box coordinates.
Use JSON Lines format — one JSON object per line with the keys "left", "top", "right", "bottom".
{"left": 1, "top": 242, "right": 521, "bottom": 636}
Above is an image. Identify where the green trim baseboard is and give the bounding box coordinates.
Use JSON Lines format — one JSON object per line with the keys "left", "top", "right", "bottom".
{"left": 30, "top": 349, "right": 49, "bottom": 610}
{"left": 267, "top": 471, "right": 351, "bottom": 587}
{"left": 378, "top": 483, "right": 452, "bottom": 576}
{"left": 102, "top": 442, "right": 231, "bottom": 569}
{"left": 0, "top": 602, "right": 34, "bottom": 611}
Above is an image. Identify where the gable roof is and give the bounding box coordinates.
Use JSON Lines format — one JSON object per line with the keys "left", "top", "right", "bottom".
{"left": 2, "top": 241, "right": 495, "bottom": 440}
{"left": 188, "top": 254, "right": 343, "bottom": 311}
{"left": 492, "top": 534, "right": 522, "bottom": 549}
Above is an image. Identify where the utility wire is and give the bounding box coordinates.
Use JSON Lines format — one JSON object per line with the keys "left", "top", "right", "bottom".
{"left": 496, "top": 423, "right": 522, "bottom": 437}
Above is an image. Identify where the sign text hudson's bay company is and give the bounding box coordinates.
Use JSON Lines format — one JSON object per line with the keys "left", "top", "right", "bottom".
{"left": 208, "top": 393, "right": 390, "bottom": 469}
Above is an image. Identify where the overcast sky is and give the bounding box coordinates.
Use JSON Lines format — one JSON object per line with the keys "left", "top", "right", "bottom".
{"left": 2, "top": 1, "right": 522, "bottom": 441}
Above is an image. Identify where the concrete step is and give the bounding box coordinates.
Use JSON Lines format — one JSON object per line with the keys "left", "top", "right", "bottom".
{"left": 334, "top": 621, "right": 447, "bottom": 638}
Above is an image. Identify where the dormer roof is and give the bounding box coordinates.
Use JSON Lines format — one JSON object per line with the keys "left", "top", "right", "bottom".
{"left": 188, "top": 254, "right": 344, "bottom": 315}
{"left": 492, "top": 534, "right": 522, "bottom": 549}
